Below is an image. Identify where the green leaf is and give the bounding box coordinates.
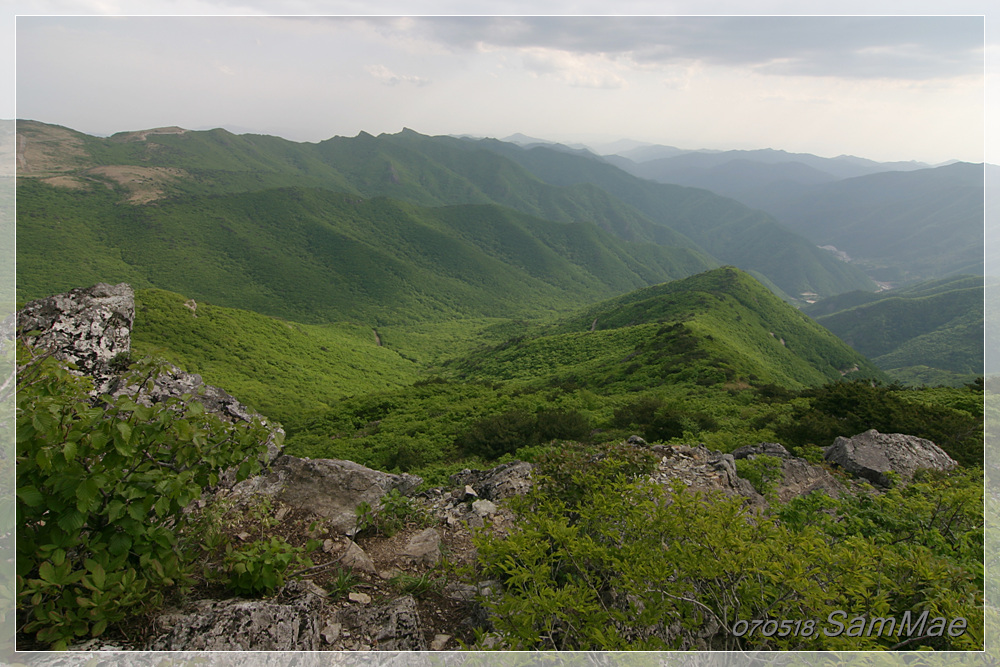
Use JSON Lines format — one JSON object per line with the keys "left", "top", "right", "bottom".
{"left": 106, "top": 500, "right": 125, "bottom": 522}
{"left": 62, "top": 440, "right": 78, "bottom": 463}
{"left": 114, "top": 422, "right": 132, "bottom": 451}
{"left": 90, "top": 431, "right": 109, "bottom": 450}
{"left": 76, "top": 478, "right": 100, "bottom": 513}
{"left": 17, "top": 485, "right": 45, "bottom": 507}
{"left": 57, "top": 510, "right": 86, "bottom": 533}
{"left": 85, "top": 559, "right": 107, "bottom": 589}
{"left": 107, "top": 532, "right": 132, "bottom": 556}
{"left": 38, "top": 561, "right": 58, "bottom": 585}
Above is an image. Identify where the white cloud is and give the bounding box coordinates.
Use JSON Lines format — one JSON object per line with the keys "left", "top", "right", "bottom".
{"left": 365, "top": 64, "right": 430, "bottom": 87}
{"left": 519, "top": 47, "right": 626, "bottom": 89}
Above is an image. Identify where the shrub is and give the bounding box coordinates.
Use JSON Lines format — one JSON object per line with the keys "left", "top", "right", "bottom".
{"left": 354, "top": 488, "right": 428, "bottom": 538}
{"left": 458, "top": 410, "right": 538, "bottom": 459}
{"left": 223, "top": 537, "right": 314, "bottom": 597}
{"left": 15, "top": 344, "right": 272, "bottom": 648}
{"left": 474, "top": 453, "right": 983, "bottom": 650}
{"left": 733, "top": 454, "right": 783, "bottom": 496}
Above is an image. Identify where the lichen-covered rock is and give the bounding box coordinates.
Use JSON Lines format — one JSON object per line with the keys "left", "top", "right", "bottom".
{"left": 824, "top": 429, "right": 957, "bottom": 486}
{"left": 149, "top": 583, "right": 327, "bottom": 650}
{"left": 774, "top": 457, "right": 842, "bottom": 502}
{"left": 228, "top": 455, "right": 422, "bottom": 535}
{"left": 17, "top": 282, "right": 134, "bottom": 393}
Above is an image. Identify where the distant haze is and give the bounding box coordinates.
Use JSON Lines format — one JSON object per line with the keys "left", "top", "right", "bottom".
{"left": 14, "top": 15, "right": 985, "bottom": 165}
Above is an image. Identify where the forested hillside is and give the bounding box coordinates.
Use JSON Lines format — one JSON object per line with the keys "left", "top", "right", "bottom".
{"left": 16, "top": 120, "right": 875, "bottom": 309}
{"left": 804, "top": 275, "right": 984, "bottom": 386}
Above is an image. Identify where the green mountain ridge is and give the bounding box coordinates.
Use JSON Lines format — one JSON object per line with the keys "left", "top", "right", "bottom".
{"left": 803, "top": 275, "right": 984, "bottom": 386}
{"left": 450, "top": 267, "right": 885, "bottom": 391}
{"left": 765, "top": 162, "right": 984, "bottom": 283}
{"left": 17, "top": 179, "right": 714, "bottom": 324}
{"left": 17, "top": 120, "right": 874, "bottom": 307}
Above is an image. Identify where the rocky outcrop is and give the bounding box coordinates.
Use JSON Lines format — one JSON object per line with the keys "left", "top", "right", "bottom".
{"left": 824, "top": 429, "right": 957, "bottom": 487}
{"left": 226, "top": 455, "right": 422, "bottom": 535}
{"left": 17, "top": 283, "right": 284, "bottom": 466}
{"left": 729, "top": 442, "right": 841, "bottom": 502}
{"left": 731, "top": 442, "right": 791, "bottom": 459}
{"left": 649, "top": 444, "right": 766, "bottom": 506}
{"left": 17, "top": 282, "right": 134, "bottom": 393}
{"left": 449, "top": 460, "right": 533, "bottom": 500}
{"left": 773, "top": 457, "right": 842, "bottom": 502}
{"left": 329, "top": 595, "right": 426, "bottom": 651}
{"left": 150, "top": 581, "right": 328, "bottom": 651}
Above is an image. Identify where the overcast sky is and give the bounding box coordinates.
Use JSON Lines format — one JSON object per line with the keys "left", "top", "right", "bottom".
{"left": 7, "top": 5, "right": 995, "bottom": 165}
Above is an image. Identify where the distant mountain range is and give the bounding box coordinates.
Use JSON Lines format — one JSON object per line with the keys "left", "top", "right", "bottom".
{"left": 594, "top": 142, "right": 983, "bottom": 285}
{"left": 15, "top": 120, "right": 879, "bottom": 313}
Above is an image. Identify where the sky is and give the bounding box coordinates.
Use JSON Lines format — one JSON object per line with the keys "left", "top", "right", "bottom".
{"left": 7, "top": 5, "right": 993, "bottom": 165}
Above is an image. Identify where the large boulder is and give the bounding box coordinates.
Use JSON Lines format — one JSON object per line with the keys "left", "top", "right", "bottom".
{"left": 774, "top": 457, "right": 842, "bottom": 502}
{"left": 824, "top": 429, "right": 957, "bottom": 487}
{"left": 228, "top": 455, "right": 422, "bottom": 535}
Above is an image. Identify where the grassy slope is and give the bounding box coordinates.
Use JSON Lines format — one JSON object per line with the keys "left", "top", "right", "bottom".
{"left": 131, "top": 289, "right": 424, "bottom": 420}
{"left": 16, "top": 179, "right": 714, "bottom": 324}
{"left": 449, "top": 267, "right": 885, "bottom": 391}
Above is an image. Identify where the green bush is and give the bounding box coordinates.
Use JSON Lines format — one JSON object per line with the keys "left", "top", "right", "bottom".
{"left": 733, "top": 454, "right": 783, "bottom": 496}
{"left": 777, "top": 380, "right": 983, "bottom": 466}
{"left": 354, "top": 488, "right": 428, "bottom": 538}
{"left": 223, "top": 537, "right": 313, "bottom": 597}
{"left": 458, "top": 410, "right": 538, "bottom": 459}
{"left": 15, "top": 344, "right": 272, "bottom": 648}
{"left": 474, "top": 449, "right": 983, "bottom": 650}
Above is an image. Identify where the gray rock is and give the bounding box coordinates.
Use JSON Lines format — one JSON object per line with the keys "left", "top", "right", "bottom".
{"left": 450, "top": 461, "right": 533, "bottom": 500}
{"left": 341, "top": 540, "right": 377, "bottom": 575}
{"left": 731, "top": 442, "right": 791, "bottom": 459}
{"left": 774, "top": 457, "right": 842, "bottom": 503}
{"left": 17, "top": 282, "right": 134, "bottom": 393}
{"left": 824, "top": 429, "right": 957, "bottom": 487}
{"left": 322, "top": 622, "right": 342, "bottom": 644}
{"left": 149, "top": 586, "right": 326, "bottom": 650}
{"left": 626, "top": 435, "right": 648, "bottom": 446}
{"left": 651, "top": 444, "right": 765, "bottom": 507}
{"left": 334, "top": 595, "right": 427, "bottom": 651}
{"left": 472, "top": 499, "right": 498, "bottom": 517}
{"left": 400, "top": 527, "right": 441, "bottom": 564}
{"left": 229, "top": 455, "right": 422, "bottom": 534}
